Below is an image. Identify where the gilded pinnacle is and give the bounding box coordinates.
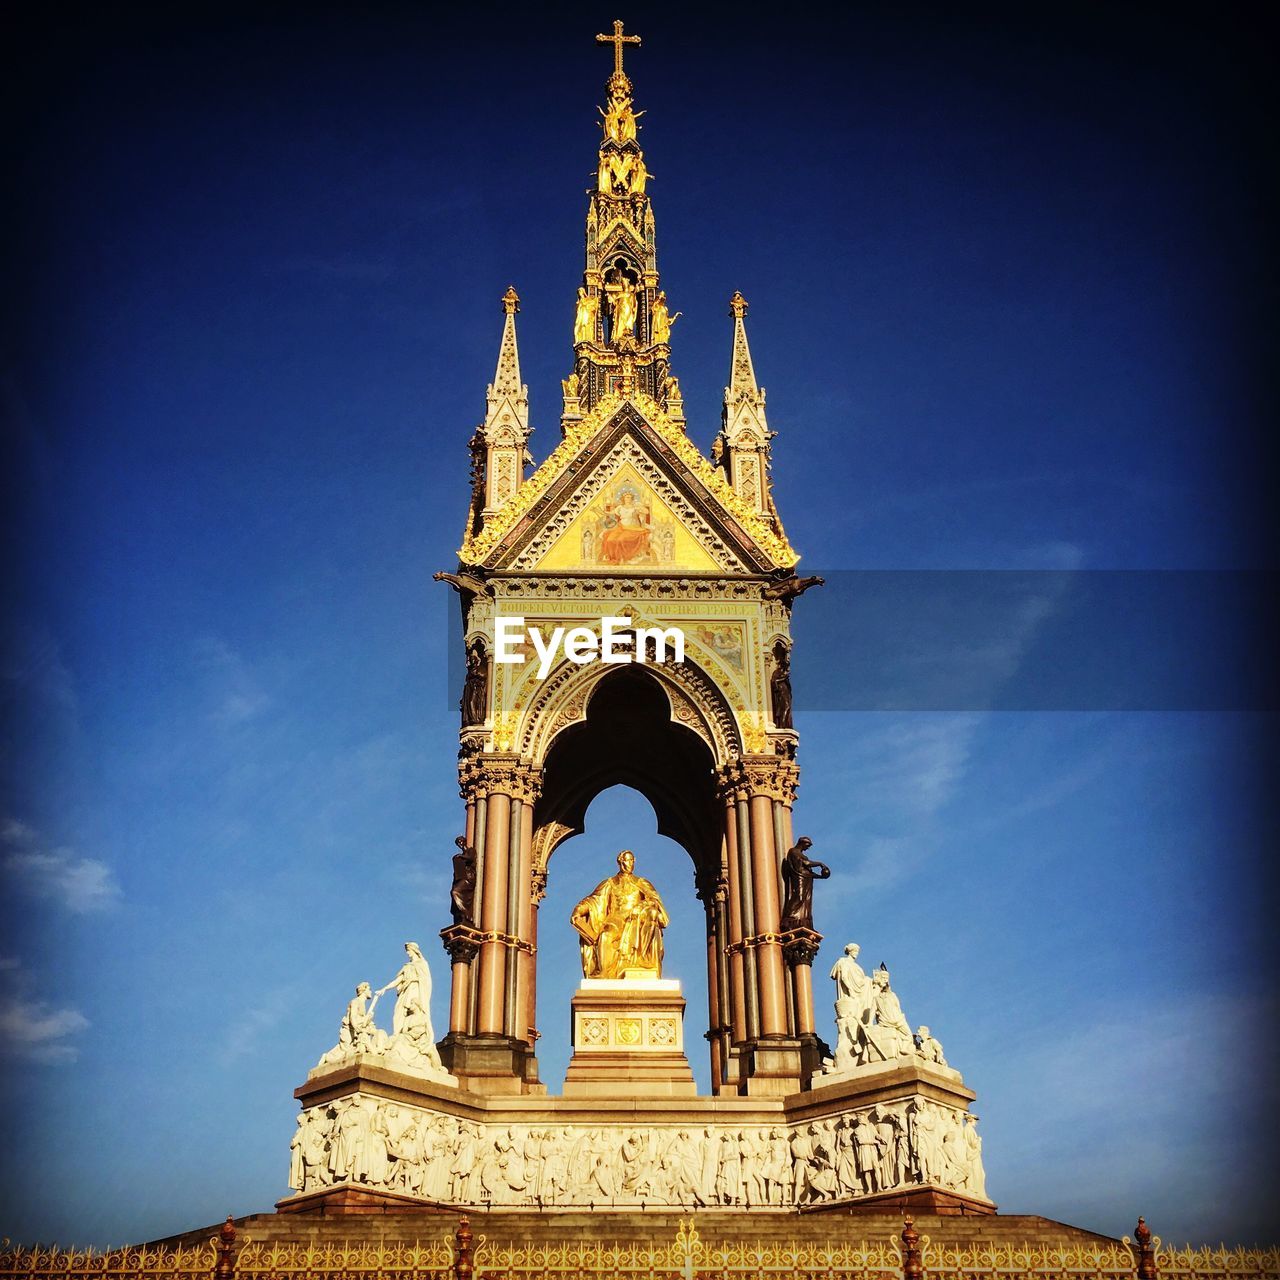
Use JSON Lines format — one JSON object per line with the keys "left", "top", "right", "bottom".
{"left": 729, "top": 291, "right": 749, "bottom": 319}
{"left": 501, "top": 285, "right": 520, "bottom": 315}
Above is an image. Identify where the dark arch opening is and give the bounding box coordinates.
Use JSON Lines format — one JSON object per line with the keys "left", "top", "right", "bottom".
{"left": 535, "top": 784, "right": 711, "bottom": 1094}
{"left": 535, "top": 665, "right": 719, "bottom": 879}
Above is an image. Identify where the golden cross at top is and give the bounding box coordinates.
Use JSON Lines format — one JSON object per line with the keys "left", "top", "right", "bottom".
{"left": 596, "top": 19, "right": 641, "bottom": 78}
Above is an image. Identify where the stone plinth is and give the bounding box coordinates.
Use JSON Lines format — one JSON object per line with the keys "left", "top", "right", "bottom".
{"left": 562, "top": 978, "right": 697, "bottom": 1097}
{"left": 306, "top": 1051, "right": 459, "bottom": 1090}
{"left": 812, "top": 1056, "right": 964, "bottom": 1090}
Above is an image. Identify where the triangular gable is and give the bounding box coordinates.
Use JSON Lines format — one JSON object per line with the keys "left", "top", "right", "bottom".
{"left": 535, "top": 459, "right": 723, "bottom": 571}
{"left": 460, "top": 394, "right": 798, "bottom": 572}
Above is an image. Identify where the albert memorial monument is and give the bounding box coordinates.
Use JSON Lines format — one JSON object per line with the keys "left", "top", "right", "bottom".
{"left": 280, "top": 21, "right": 991, "bottom": 1220}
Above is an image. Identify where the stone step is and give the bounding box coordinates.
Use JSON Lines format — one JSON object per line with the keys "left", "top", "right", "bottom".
{"left": 155, "top": 1209, "right": 1115, "bottom": 1252}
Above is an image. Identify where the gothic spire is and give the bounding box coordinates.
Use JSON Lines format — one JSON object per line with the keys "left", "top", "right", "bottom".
{"left": 562, "top": 23, "right": 684, "bottom": 429}
{"left": 490, "top": 285, "right": 524, "bottom": 397}
{"left": 726, "top": 291, "right": 759, "bottom": 396}
{"left": 474, "top": 286, "right": 531, "bottom": 521}
{"left": 715, "top": 291, "right": 775, "bottom": 519}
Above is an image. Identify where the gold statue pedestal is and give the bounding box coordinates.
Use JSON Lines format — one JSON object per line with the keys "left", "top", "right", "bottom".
{"left": 563, "top": 977, "right": 697, "bottom": 1097}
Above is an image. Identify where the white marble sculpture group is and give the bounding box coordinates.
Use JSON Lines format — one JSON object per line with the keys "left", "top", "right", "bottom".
{"left": 289, "top": 1095, "right": 986, "bottom": 1205}
{"left": 827, "top": 942, "right": 952, "bottom": 1073}
{"left": 314, "top": 942, "right": 452, "bottom": 1081}
{"left": 294, "top": 938, "right": 985, "bottom": 1206}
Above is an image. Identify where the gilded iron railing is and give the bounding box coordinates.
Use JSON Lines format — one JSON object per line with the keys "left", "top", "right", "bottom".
{"left": 472, "top": 1218, "right": 901, "bottom": 1279}
{"left": 1154, "top": 1244, "right": 1280, "bottom": 1280}
{"left": 234, "top": 1239, "right": 453, "bottom": 1279}
{"left": 925, "top": 1239, "right": 1150, "bottom": 1279}
{"left": 0, "top": 1242, "right": 214, "bottom": 1280}
{"left": 4, "top": 1215, "right": 1279, "bottom": 1280}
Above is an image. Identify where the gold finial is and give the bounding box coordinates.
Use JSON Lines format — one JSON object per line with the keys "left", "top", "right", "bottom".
{"left": 596, "top": 19, "right": 641, "bottom": 80}
{"left": 501, "top": 285, "right": 520, "bottom": 314}
{"left": 729, "top": 290, "right": 749, "bottom": 318}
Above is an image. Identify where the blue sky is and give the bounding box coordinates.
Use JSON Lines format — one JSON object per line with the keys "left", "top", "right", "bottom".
{"left": 2, "top": 0, "right": 1275, "bottom": 1250}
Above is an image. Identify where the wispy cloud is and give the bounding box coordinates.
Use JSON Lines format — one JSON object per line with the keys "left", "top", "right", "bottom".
{"left": 194, "top": 635, "right": 271, "bottom": 726}
{"left": 0, "top": 956, "right": 90, "bottom": 1065}
{"left": 988, "top": 991, "right": 1278, "bottom": 1239}
{"left": 397, "top": 859, "right": 452, "bottom": 907}
{"left": 1014, "top": 992, "right": 1268, "bottom": 1115}
{"left": 854, "top": 715, "right": 982, "bottom": 813}
{"left": 222, "top": 985, "right": 297, "bottom": 1063}
{"left": 2, "top": 820, "right": 122, "bottom": 913}
{"left": 821, "top": 716, "right": 980, "bottom": 897}
{"left": 968, "top": 721, "right": 1119, "bottom": 834}
{"left": 813, "top": 545, "right": 1086, "bottom": 897}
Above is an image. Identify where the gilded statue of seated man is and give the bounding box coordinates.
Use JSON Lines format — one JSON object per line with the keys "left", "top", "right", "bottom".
{"left": 571, "top": 849, "right": 669, "bottom": 979}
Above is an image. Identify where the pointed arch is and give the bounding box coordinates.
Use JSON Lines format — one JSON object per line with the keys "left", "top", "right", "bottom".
{"left": 517, "top": 647, "right": 743, "bottom": 770}
{"left": 528, "top": 663, "right": 727, "bottom": 882}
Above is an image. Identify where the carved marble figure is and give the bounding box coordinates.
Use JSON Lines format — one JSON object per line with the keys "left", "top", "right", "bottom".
{"left": 916, "top": 1024, "right": 949, "bottom": 1067}
{"left": 328, "top": 1098, "right": 363, "bottom": 1184}
{"left": 866, "top": 965, "right": 915, "bottom": 1059}
{"left": 354, "top": 1098, "right": 391, "bottom": 1186}
{"left": 377, "top": 943, "right": 429, "bottom": 1036}
{"left": 376, "top": 941, "right": 445, "bottom": 1074}
{"left": 318, "top": 982, "right": 387, "bottom": 1067}
{"left": 852, "top": 1112, "right": 882, "bottom": 1194}
{"left": 964, "top": 1114, "right": 988, "bottom": 1198}
{"left": 790, "top": 1125, "right": 816, "bottom": 1204}
{"left": 289, "top": 1113, "right": 308, "bottom": 1191}
{"left": 829, "top": 942, "right": 873, "bottom": 1068}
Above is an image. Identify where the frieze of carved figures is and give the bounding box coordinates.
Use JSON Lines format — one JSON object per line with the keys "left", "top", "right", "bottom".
{"left": 288, "top": 1098, "right": 987, "bottom": 1206}
{"left": 312, "top": 943, "right": 452, "bottom": 1083}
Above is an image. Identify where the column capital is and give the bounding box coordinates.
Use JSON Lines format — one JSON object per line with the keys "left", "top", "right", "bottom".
{"left": 458, "top": 753, "right": 543, "bottom": 804}
{"left": 439, "top": 924, "right": 484, "bottom": 965}
{"left": 714, "top": 755, "right": 800, "bottom": 804}
{"left": 694, "top": 870, "right": 727, "bottom": 905}
{"left": 531, "top": 868, "right": 549, "bottom": 903}
{"left": 781, "top": 926, "right": 823, "bottom": 967}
